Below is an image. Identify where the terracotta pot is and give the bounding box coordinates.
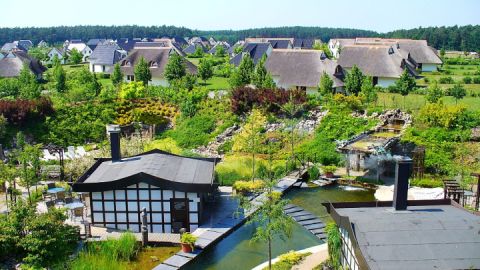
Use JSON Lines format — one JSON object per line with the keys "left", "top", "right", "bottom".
{"left": 325, "top": 172, "right": 334, "bottom": 178}
{"left": 181, "top": 243, "right": 193, "bottom": 253}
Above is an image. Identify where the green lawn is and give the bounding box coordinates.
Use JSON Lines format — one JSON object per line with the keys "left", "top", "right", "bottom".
{"left": 62, "top": 63, "right": 88, "bottom": 71}
{"left": 377, "top": 92, "right": 480, "bottom": 112}
{"left": 199, "top": 76, "right": 230, "bottom": 91}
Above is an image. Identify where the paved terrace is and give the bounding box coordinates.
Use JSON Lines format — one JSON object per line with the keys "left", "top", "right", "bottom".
{"left": 153, "top": 171, "right": 302, "bottom": 270}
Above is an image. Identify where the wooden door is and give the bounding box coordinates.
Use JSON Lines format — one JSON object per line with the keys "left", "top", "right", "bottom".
{"left": 170, "top": 198, "right": 189, "bottom": 232}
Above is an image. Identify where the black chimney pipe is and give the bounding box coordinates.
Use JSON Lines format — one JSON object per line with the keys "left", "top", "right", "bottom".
{"left": 106, "top": 124, "right": 121, "bottom": 162}
{"left": 393, "top": 156, "right": 412, "bottom": 211}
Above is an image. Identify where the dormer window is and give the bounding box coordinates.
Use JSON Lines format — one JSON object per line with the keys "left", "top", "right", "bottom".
{"left": 123, "top": 60, "right": 131, "bottom": 67}
{"left": 151, "top": 61, "right": 158, "bottom": 68}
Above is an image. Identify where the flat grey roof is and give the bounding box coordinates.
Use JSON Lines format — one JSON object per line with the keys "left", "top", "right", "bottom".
{"left": 84, "top": 152, "right": 215, "bottom": 186}
{"left": 336, "top": 205, "right": 480, "bottom": 270}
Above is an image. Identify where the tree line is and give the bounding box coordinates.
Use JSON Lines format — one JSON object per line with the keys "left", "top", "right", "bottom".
{"left": 0, "top": 24, "right": 478, "bottom": 51}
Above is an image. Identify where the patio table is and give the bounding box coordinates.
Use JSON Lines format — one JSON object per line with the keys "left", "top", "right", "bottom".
{"left": 47, "top": 187, "right": 65, "bottom": 194}
{"left": 65, "top": 202, "right": 84, "bottom": 210}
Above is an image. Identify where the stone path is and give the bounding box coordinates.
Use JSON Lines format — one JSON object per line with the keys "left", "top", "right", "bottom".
{"left": 283, "top": 204, "right": 326, "bottom": 241}
{"left": 153, "top": 172, "right": 301, "bottom": 270}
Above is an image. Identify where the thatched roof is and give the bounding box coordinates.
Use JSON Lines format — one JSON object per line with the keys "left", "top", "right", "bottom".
{"left": 338, "top": 45, "right": 415, "bottom": 78}
{"left": 265, "top": 49, "right": 343, "bottom": 88}
{"left": 0, "top": 51, "right": 46, "bottom": 78}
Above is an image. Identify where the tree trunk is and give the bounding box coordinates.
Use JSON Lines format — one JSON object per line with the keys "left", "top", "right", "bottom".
{"left": 268, "top": 237, "right": 272, "bottom": 270}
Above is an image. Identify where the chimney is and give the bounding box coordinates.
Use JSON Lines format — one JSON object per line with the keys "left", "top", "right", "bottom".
{"left": 106, "top": 124, "right": 121, "bottom": 161}
{"left": 393, "top": 156, "right": 412, "bottom": 211}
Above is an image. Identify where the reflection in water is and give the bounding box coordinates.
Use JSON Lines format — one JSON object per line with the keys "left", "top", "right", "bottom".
{"left": 185, "top": 185, "right": 375, "bottom": 270}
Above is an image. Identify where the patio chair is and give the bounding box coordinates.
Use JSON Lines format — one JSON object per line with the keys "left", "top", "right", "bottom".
{"left": 73, "top": 207, "right": 84, "bottom": 222}
{"left": 65, "top": 197, "right": 73, "bottom": 204}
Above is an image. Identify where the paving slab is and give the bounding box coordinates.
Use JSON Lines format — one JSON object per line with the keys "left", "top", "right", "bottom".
{"left": 289, "top": 210, "right": 314, "bottom": 217}
{"left": 152, "top": 263, "right": 179, "bottom": 270}
{"left": 198, "top": 230, "right": 224, "bottom": 240}
{"left": 299, "top": 219, "right": 324, "bottom": 226}
{"left": 176, "top": 250, "right": 202, "bottom": 259}
{"left": 310, "top": 228, "right": 325, "bottom": 234}
{"left": 304, "top": 223, "right": 326, "bottom": 230}
{"left": 293, "top": 215, "right": 318, "bottom": 222}
{"left": 162, "top": 255, "right": 191, "bottom": 268}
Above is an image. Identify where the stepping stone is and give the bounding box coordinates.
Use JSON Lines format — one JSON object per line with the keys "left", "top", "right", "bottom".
{"left": 207, "top": 227, "right": 231, "bottom": 234}
{"left": 304, "top": 223, "right": 325, "bottom": 230}
{"left": 299, "top": 219, "right": 323, "bottom": 226}
{"left": 311, "top": 228, "right": 325, "bottom": 234}
{"left": 284, "top": 207, "right": 303, "bottom": 214}
{"left": 163, "top": 255, "right": 191, "bottom": 268}
{"left": 195, "top": 237, "right": 215, "bottom": 249}
{"left": 152, "top": 264, "right": 178, "bottom": 270}
{"left": 293, "top": 215, "right": 317, "bottom": 222}
{"left": 283, "top": 204, "right": 297, "bottom": 210}
{"left": 176, "top": 250, "right": 201, "bottom": 259}
{"left": 288, "top": 210, "right": 312, "bottom": 217}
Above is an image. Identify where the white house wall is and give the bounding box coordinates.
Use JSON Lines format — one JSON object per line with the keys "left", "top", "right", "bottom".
{"left": 421, "top": 63, "right": 438, "bottom": 72}
{"left": 90, "top": 63, "right": 114, "bottom": 74}
{"left": 90, "top": 182, "right": 200, "bottom": 233}
{"left": 377, "top": 77, "right": 397, "bottom": 88}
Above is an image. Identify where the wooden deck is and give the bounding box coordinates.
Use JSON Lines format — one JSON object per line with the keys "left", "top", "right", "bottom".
{"left": 283, "top": 204, "right": 327, "bottom": 241}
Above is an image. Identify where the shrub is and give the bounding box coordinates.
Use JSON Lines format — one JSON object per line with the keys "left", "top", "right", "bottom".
{"left": 307, "top": 166, "right": 320, "bottom": 181}
{"left": 439, "top": 76, "right": 454, "bottom": 84}
{"left": 473, "top": 77, "right": 480, "bottom": 84}
{"left": 180, "top": 233, "right": 197, "bottom": 249}
{"left": 233, "top": 180, "right": 265, "bottom": 193}
{"left": 231, "top": 87, "right": 306, "bottom": 115}
{"left": 0, "top": 97, "right": 54, "bottom": 125}
{"left": 321, "top": 165, "right": 337, "bottom": 174}
{"left": 164, "top": 114, "right": 216, "bottom": 148}
{"left": 418, "top": 103, "right": 468, "bottom": 129}
{"left": 410, "top": 178, "right": 443, "bottom": 188}
{"left": 279, "top": 251, "right": 304, "bottom": 265}
{"left": 463, "top": 77, "right": 472, "bottom": 84}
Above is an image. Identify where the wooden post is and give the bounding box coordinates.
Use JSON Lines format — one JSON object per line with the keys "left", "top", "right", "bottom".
{"left": 141, "top": 207, "right": 148, "bottom": 247}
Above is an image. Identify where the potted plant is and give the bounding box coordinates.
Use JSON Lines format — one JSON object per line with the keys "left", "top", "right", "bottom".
{"left": 322, "top": 165, "right": 337, "bottom": 178}
{"left": 180, "top": 232, "right": 197, "bottom": 253}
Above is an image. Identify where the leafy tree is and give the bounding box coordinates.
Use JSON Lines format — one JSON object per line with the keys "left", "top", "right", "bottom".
{"left": 233, "top": 45, "right": 243, "bottom": 54}
{"left": 18, "top": 64, "right": 36, "bottom": 86}
{"left": 319, "top": 71, "right": 334, "bottom": 97}
{"left": 192, "top": 46, "right": 204, "bottom": 58}
{"left": 281, "top": 93, "right": 304, "bottom": 164}
{"left": 0, "top": 115, "right": 6, "bottom": 140}
{"left": 325, "top": 222, "right": 341, "bottom": 269}
{"left": 252, "top": 55, "right": 275, "bottom": 89}
{"left": 395, "top": 69, "right": 416, "bottom": 109}
{"left": 17, "top": 143, "right": 42, "bottom": 203}
{"left": 229, "top": 55, "right": 254, "bottom": 88}
{"left": 182, "top": 73, "right": 197, "bottom": 91}
{"left": 134, "top": 56, "right": 151, "bottom": 86}
{"left": 53, "top": 61, "right": 67, "bottom": 93}
{"left": 215, "top": 45, "right": 225, "bottom": 57}
{"left": 119, "top": 81, "right": 146, "bottom": 99}
{"left": 449, "top": 83, "right": 466, "bottom": 104}
{"left": 111, "top": 63, "right": 124, "bottom": 87}
{"left": 0, "top": 78, "right": 20, "bottom": 98}
{"left": 69, "top": 48, "right": 83, "bottom": 64}
{"left": 425, "top": 81, "right": 443, "bottom": 103}
{"left": 198, "top": 58, "right": 214, "bottom": 84}
{"left": 18, "top": 65, "right": 40, "bottom": 99}
{"left": 360, "top": 76, "right": 377, "bottom": 105}
{"left": 232, "top": 108, "right": 266, "bottom": 180}
{"left": 344, "top": 65, "right": 364, "bottom": 96}
{"left": 164, "top": 53, "right": 186, "bottom": 85}
{"left": 440, "top": 48, "right": 446, "bottom": 58}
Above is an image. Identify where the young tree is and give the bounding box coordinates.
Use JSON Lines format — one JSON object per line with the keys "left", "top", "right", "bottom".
{"left": 425, "top": 81, "right": 443, "bottom": 103}
{"left": 182, "top": 73, "right": 197, "bottom": 91}
{"left": 449, "top": 83, "right": 466, "bottom": 104}
{"left": 344, "top": 65, "right": 364, "bottom": 96}
{"left": 229, "top": 55, "right": 255, "bottom": 88}
{"left": 111, "top": 63, "right": 124, "bottom": 87}
{"left": 53, "top": 62, "right": 67, "bottom": 93}
{"left": 281, "top": 93, "right": 304, "bottom": 164}
{"left": 134, "top": 56, "right": 152, "bottom": 86}
{"left": 360, "top": 76, "right": 377, "bottom": 105}
{"left": 215, "top": 45, "right": 226, "bottom": 57}
{"left": 164, "top": 53, "right": 186, "bottom": 85}
{"left": 198, "top": 58, "right": 214, "bottom": 84}
{"left": 395, "top": 69, "right": 416, "bottom": 109}
{"left": 252, "top": 55, "right": 273, "bottom": 89}
{"left": 18, "top": 65, "right": 40, "bottom": 99}
{"left": 440, "top": 48, "right": 446, "bottom": 59}
{"left": 69, "top": 48, "right": 83, "bottom": 64}
{"left": 193, "top": 46, "right": 204, "bottom": 58}
{"left": 319, "top": 71, "right": 334, "bottom": 97}
{"left": 17, "top": 143, "right": 42, "bottom": 203}
{"left": 232, "top": 108, "right": 266, "bottom": 180}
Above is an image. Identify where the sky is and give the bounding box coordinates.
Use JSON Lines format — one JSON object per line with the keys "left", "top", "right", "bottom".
{"left": 1, "top": 0, "right": 479, "bottom": 32}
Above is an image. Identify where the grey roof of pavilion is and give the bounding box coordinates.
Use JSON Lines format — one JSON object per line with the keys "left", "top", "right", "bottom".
{"left": 268, "top": 39, "right": 291, "bottom": 49}
{"left": 335, "top": 204, "right": 480, "bottom": 270}
{"left": 338, "top": 45, "right": 414, "bottom": 78}
{"left": 73, "top": 149, "right": 218, "bottom": 192}
{"left": 293, "top": 39, "right": 314, "bottom": 49}
{"left": 183, "top": 43, "right": 207, "bottom": 54}
{"left": 208, "top": 43, "right": 229, "bottom": 54}
{"left": 120, "top": 47, "right": 197, "bottom": 77}
{"left": 230, "top": 42, "right": 271, "bottom": 66}
{"left": 0, "top": 51, "right": 46, "bottom": 77}
{"left": 89, "top": 44, "right": 124, "bottom": 66}
{"left": 265, "top": 49, "right": 343, "bottom": 88}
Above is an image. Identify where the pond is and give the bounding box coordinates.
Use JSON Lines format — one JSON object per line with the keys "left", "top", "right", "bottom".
{"left": 184, "top": 185, "right": 375, "bottom": 270}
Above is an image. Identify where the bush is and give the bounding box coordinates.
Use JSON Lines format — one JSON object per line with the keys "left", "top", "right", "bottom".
{"left": 418, "top": 103, "right": 469, "bottom": 129}
{"left": 307, "top": 166, "right": 320, "bottom": 181}
{"left": 463, "top": 77, "right": 472, "bottom": 84}
{"left": 180, "top": 233, "right": 198, "bottom": 248}
{"left": 473, "top": 77, "right": 480, "bottom": 84}
{"left": 410, "top": 178, "right": 443, "bottom": 188}
{"left": 231, "top": 87, "right": 306, "bottom": 115}
{"left": 0, "top": 97, "right": 54, "bottom": 125}
{"left": 164, "top": 114, "right": 216, "bottom": 148}
{"left": 439, "top": 76, "right": 455, "bottom": 84}
{"left": 233, "top": 180, "right": 264, "bottom": 193}
{"left": 321, "top": 165, "right": 337, "bottom": 174}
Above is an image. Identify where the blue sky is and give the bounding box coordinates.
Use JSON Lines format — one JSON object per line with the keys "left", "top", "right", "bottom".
{"left": 1, "top": 0, "right": 479, "bottom": 32}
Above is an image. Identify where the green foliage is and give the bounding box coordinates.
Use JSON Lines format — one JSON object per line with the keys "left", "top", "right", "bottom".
{"left": 360, "top": 76, "right": 377, "bottom": 104}
{"left": 425, "top": 81, "right": 443, "bottom": 103}
{"left": 18, "top": 65, "right": 40, "bottom": 99}
{"left": 180, "top": 233, "right": 198, "bottom": 249}
{"left": 321, "top": 165, "right": 337, "bottom": 174}
{"left": 410, "top": 177, "right": 443, "bottom": 188}
{"left": 164, "top": 53, "right": 186, "bottom": 84}
{"left": 233, "top": 180, "right": 265, "bottom": 193}
{"left": 0, "top": 200, "right": 79, "bottom": 268}
{"left": 215, "top": 45, "right": 226, "bottom": 57}
{"left": 65, "top": 68, "right": 102, "bottom": 101}
{"left": 0, "top": 78, "right": 21, "bottom": 98}
{"left": 0, "top": 114, "right": 6, "bottom": 140}
{"left": 53, "top": 62, "right": 67, "bottom": 93}
{"left": 119, "top": 81, "right": 146, "bottom": 99}
{"left": 69, "top": 48, "right": 83, "bottom": 64}
{"left": 192, "top": 46, "right": 205, "bottom": 58}
{"left": 344, "top": 65, "right": 364, "bottom": 95}
{"left": 198, "top": 58, "right": 214, "bottom": 83}
{"left": 134, "top": 56, "right": 152, "bottom": 86}
{"left": 252, "top": 55, "right": 275, "bottom": 89}
{"left": 318, "top": 71, "right": 334, "bottom": 96}
{"left": 418, "top": 103, "right": 469, "bottom": 129}
{"left": 229, "top": 55, "right": 254, "bottom": 88}
{"left": 333, "top": 93, "right": 365, "bottom": 111}
{"left": 111, "top": 63, "right": 124, "bottom": 87}
{"left": 164, "top": 114, "right": 216, "bottom": 148}
{"left": 449, "top": 83, "right": 466, "bottom": 104}
{"left": 307, "top": 166, "right": 320, "bottom": 181}
{"left": 116, "top": 99, "right": 177, "bottom": 126}
{"left": 395, "top": 69, "right": 416, "bottom": 97}
{"left": 440, "top": 48, "right": 446, "bottom": 58}
{"left": 325, "top": 222, "right": 341, "bottom": 269}
{"left": 182, "top": 73, "right": 197, "bottom": 91}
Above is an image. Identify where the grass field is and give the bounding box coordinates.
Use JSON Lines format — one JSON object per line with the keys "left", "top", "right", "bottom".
{"left": 201, "top": 76, "right": 230, "bottom": 91}
{"left": 416, "top": 63, "right": 480, "bottom": 93}
{"left": 377, "top": 92, "right": 480, "bottom": 112}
